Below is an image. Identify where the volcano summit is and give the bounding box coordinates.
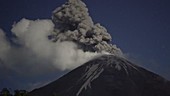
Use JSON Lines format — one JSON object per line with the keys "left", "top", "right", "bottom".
{"left": 29, "top": 55, "right": 170, "bottom": 96}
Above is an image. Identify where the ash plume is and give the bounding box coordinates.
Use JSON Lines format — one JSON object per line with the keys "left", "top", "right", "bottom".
{"left": 51, "top": 0, "right": 123, "bottom": 55}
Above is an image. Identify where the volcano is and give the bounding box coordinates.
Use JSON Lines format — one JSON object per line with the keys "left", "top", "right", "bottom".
{"left": 29, "top": 55, "right": 170, "bottom": 96}
{"left": 27, "top": 0, "right": 170, "bottom": 95}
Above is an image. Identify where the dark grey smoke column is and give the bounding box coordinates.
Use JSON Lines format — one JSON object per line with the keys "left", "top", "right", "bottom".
{"left": 51, "top": 0, "right": 122, "bottom": 55}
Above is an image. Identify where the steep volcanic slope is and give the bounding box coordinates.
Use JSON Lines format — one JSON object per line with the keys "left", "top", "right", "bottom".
{"left": 29, "top": 55, "right": 170, "bottom": 96}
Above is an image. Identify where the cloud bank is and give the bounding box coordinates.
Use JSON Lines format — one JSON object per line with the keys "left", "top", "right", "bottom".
{"left": 0, "top": 18, "right": 106, "bottom": 90}
{"left": 0, "top": 18, "right": 104, "bottom": 74}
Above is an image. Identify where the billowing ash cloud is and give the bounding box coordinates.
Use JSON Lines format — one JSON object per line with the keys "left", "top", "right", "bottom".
{"left": 51, "top": 0, "right": 123, "bottom": 55}
{"left": 0, "top": 0, "right": 123, "bottom": 90}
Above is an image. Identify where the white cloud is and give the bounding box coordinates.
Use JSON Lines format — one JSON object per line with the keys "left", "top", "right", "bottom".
{"left": 0, "top": 18, "right": 106, "bottom": 90}
{"left": 0, "top": 18, "right": 105, "bottom": 87}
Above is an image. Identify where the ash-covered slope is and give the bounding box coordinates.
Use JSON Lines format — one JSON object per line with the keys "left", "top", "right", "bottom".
{"left": 29, "top": 55, "right": 170, "bottom": 96}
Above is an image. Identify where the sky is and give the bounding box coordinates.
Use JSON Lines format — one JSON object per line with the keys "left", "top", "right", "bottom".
{"left": 0, "top": 0, "right": 170, "bottom": 90}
